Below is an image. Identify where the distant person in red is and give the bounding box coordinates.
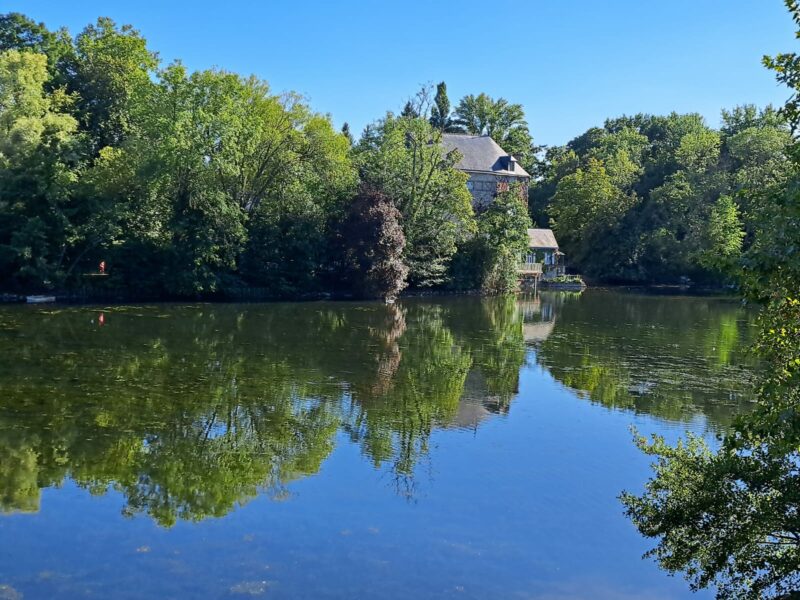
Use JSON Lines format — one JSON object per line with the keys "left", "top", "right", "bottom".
{"left": 99, "top": 260, "right": 106, "bottom": 274}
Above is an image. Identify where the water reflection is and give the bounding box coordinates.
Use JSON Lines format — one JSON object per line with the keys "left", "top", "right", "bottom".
{"left": 0, "top": 292, "right": 755, "bottom": 525}
{"left": 532, "top": 290, "right": 756, "bottom": 427}
{"left": 0, "top": 298, "right": 526, "bottom": 523}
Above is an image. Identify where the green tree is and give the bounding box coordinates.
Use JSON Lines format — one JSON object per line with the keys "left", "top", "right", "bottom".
{"left": 429, "top": 81, "right": 459, "bottom": 132}
{"left": 723, "top": 107, "right": 793, "bottom": 235}
{"left": 341, "top": 121, "right": 354, "bottom": 145}
{"left": 453, "top": 92, "right": 535, "bottom": 169}
{"left": 532, "top": 106, "right": 789, "bottom": 284}
{"left": 0, "top": 13, "right": 72, "bottom": 83}
{"left": 475, "top": 184, "right": 532, "bottom": 293}
{"left": 549, "top": 158, "right": 635, "bottom": 278}
{"left": 67, "top": 17, "right": 158, "bottom": 153}
{"left": 400, "top": 100, "right": 419, "bottom": 119}
{"left": 696, "top": 194, "right": 745, "bottom": 274}
{"left": 356, "top": 115, "right": 475, "bottom": 287}
{"left": 99, "top": 63, "right": 356, "bottom": 296}
{"left": 0, "top": 50, "right": 79, "bottom": 288}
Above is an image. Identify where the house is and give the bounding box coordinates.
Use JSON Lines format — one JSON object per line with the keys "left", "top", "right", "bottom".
{"left": 522, "top": 228, "right": 565, "bottom": 279}
{"left": 440, "top": 135, "right": 568, "bottom": 282}
{"left": 441, "top": 133, "right": 530, "bottom": 208}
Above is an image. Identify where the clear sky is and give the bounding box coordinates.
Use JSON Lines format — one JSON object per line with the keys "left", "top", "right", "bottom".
{"left": 7, "top": 0, "right": 797, "bottom": 147}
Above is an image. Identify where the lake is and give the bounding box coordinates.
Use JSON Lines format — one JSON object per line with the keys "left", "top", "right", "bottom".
{"left": 0, "top": 290, "right": 757, "bottom": 599}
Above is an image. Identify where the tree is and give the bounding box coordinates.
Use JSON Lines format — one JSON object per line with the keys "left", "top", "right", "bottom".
{"left": 0, "top": 13, "right": 72, "bottom": 83}
{"left": 453, "top": 92, "right": 535, "bottom": 169}
{"left": 549, "top": 157, "right": 635, "bottom": 278}
{"left": 723, "top": 108, "right": 793, "bottom": 235}
{"left": 400, "top": 100, "right": 419, "bottom": 119}
{"left": 621, "top": 3, "right": 800, "bottom": 597}
{"left": 0, "top": 50, "right": 79, "bottom": 288}
{"left": 356, "top": 114, "right": 475, "bottom": 287}
{"left": 696, "top": 194, "right": 745, "bottom": 274}
{"left": 531, "top": 106, "right": 789, "bottom": 284}
{"left": 111, "top": 63, "right": 356, "bottom": 296}
{"left": 336, "top": 187, "right": 408, "bottom": 300}
{"left": 763, "top": 2, "right": 800, "bottom": 134}
{"left": 475, "top": 184, "right": 532, "bottom": 293}
{"left": 341, "top": 121, "right": 354, "bottom": 145}
{"left": 67, "top": 17, "right": 158, "bottom": 153}
{"left": 429, "top": 81, "right": 459, "bottom": 132}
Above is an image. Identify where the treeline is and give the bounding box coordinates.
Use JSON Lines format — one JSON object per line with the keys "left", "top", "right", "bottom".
{"left": 1, "top": 11, "right": 792, "bottom": 297}
{"left": 0, "top": 13, "right": 532, "bottom": 299}
{"left": 531, "top": 107, "right": 792, "bottom": 284}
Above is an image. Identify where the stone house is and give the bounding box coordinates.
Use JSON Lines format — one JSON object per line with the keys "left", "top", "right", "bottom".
{"left": 441, "top": 134, "right": 530, "bottom": 209}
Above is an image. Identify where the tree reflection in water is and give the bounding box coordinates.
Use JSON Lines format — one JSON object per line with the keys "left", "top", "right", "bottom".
{"left": 0, "top": 297, "right": 528, "bottom": 523}
{"left": 532, "top": 290, "right": 756, "bottom": 428}
{"left": 0, "top": 291, "right": 755, "bottom": 525}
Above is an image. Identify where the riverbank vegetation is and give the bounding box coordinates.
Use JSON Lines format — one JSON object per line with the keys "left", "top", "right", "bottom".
{"left": 1, "top": 11, "right": 793, "bottom": 299}
{"left": 0, "top": 13, "right": 535, "bottom": 300}
{"left": 531, "top": 107, "right": 792, "bottom": 284}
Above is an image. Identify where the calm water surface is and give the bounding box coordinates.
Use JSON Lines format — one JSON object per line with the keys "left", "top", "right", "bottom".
{"left": 0, "top": 291, "right": 756, "bottom": 599}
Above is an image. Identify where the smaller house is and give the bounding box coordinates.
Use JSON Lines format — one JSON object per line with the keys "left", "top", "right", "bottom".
{"left": 522, "top": 228, "right": 565, "bottom": 279}
{"left": 441, "top": 134, "right": 530, "bottom": 209}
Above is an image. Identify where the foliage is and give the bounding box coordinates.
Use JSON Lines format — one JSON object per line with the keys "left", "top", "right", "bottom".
{"left": 67, "top": 17, "right": 158, "bottom": 154}
{"left": 356, "top": 114, "right": 475, "bottom": 287}
{"left": 696, "top": 194, "right": 745, "bottom": 273}
{"left": 335, "top": 186, "right": 408, "bottom": 299}
{"left": 341, "top": 121, "right": 354, "bottom": 145}
{"left": 0, "top": 13, "right": 358, "bottom": 297}
{"left": 475, "top": 185, "right": 532, "bottom": 294}
{"left": 429, "top": 81, "right": 460, "bottom": 133}
{"left": 535, "top": 108, "right": 790, "bottom": 284}
{"left": 549, "top": 157, "right": 634, "bottom": 278}
{"left": 0, "top": 50, "right": 78, "bottom": 288}
{"left": 453, "top": 92, "right": 536, "bottom": 170}
{"left": 0, "top": 9, "right": 794, "bottom": 305}
{"left": 621, "top": 293, "right": 800, "bottom": 599}
{"left": 763, "top": 1, "right": 800, "bottom": 134}
{"left": 0, "top": 12, "right": 72, "bottom": 84}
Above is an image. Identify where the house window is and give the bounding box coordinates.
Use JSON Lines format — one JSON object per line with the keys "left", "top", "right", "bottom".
{"left": 466, "top": 180, "right": 474, "bottom": 191}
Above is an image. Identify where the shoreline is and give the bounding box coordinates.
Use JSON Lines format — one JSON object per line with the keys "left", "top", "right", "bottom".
{"left": 0, "top": 282, "right": 740, "bottom": 306}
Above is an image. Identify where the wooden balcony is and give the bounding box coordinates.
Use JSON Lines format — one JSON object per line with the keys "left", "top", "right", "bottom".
{"left": 518, "top": 262, "right": 543, "bottom": 275}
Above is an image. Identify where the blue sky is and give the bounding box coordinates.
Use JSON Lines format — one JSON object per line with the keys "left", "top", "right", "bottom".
{"left": 8, "top": 0, "right": 797, "bottom": 147}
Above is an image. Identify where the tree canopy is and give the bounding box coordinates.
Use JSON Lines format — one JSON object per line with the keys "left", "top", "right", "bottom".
{"left": 532, "top": 108, "right": 791, "bottom": 284}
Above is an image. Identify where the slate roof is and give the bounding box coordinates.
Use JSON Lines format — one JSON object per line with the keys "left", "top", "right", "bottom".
{"left": 527, "top": 228, "right": 559, "bottom": 249}
{"left": 441, "top": 133, "right": 531, "bottom": 178}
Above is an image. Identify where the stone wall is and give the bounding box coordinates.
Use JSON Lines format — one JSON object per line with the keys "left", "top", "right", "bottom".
{"left": 466, "top": 173, "right": 529, "bottom": 210}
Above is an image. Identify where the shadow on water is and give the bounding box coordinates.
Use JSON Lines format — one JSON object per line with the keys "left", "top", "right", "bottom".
{"left": 0, "top": 290, "right": 755, "bottom": 525}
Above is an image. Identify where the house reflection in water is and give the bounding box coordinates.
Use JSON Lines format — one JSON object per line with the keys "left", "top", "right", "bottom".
{"left": 448, "top": 293, "right": 558, "bottom": 430}
{"left": 449, "top": 370, "right": 511, "bottom": 430}
{"left": 519, "top": 293, "right": 557, "bottom": 345}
